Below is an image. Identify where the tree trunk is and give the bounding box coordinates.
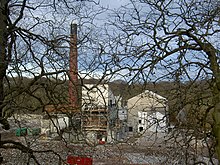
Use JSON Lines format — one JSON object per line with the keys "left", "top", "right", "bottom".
{"left": 0, "top": 0, "right": 8, "bottom": 162}
{"left": 0, "top": 0, "right": 9, "bottom": 130}
{"left": 205, "top": 43, "right": 220, "bottom": 161}
{"left": 214, "top": 100, "right": 220, "bottom": 160}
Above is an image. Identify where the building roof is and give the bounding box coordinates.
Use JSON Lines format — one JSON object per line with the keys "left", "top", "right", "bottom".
{"left": 128, "top": 90, "right": 167, "bottom": 102}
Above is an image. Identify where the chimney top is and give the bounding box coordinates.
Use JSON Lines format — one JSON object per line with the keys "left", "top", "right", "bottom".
{"left": 71, "top": 20, "right": 78, "bottom": 24}
{"left": 71, "top": 21, "right": 77, "bottom": 35}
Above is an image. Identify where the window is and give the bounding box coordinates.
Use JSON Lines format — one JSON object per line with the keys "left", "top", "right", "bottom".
{"left": 128, "top": 127, "right": 133, "bottom": 132}
{"left": 109, "top": 100, "right": 113, "bottom": 107}
{"left": 139, "top": 120, "right": 141, "bottom": 124}
{"left": 139, "top": 127, "right": 143, "bottom": 132}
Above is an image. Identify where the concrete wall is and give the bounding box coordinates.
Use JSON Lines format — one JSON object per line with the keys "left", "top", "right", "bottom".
{"left": 118, "top": 108, "right": 127, "bottom": 121}
{"left": 136, "top": 111, "right": 167, "bottom": 133}
{"left": 41, "top": 114, "right": 69, "bottom": 135}
{"left": 127, "top": 90, "right": 168, "bottom": 135}
{"left": 82, "top": 84, "right": 116, "bottom": 108}
{"left": 127, "top": 90, "right": 167, "bottom": 112}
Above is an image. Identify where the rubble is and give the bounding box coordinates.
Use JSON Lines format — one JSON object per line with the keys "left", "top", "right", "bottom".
{"left": 0, "top": 114, "right": 217, "bottom": 164}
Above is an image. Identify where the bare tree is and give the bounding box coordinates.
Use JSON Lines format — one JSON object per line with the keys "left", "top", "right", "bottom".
{"left": 1, "top": 0, "right": 220, "bottom": 164}
{"left": 100, "top": 0, "right": 220, "bottom": 163}
{"left": 0, "top": 0, "right": 107, "bottom": 164}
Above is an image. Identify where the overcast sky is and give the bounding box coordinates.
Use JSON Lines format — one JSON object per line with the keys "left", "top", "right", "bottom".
{"left": 99, "top": 0, "right": 129, "bottom": 9}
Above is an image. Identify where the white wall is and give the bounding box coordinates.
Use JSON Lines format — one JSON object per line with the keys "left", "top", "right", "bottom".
{"left": 127, "top": 90, "right": 168, "bottom": 134}
{"left": 136, "top": 111, "right": 166, "bottom": 133}
{"left": 82, "top": 84, "right": 116, "bottom": 108}
{"left": 41, "top": 115, "right": 69, "bottom": 134}
{"left": 118, "top": 108, "right": 127, "bottom": 121}
{"left": 137, "top": 111, "right": 148, "bottom": 132}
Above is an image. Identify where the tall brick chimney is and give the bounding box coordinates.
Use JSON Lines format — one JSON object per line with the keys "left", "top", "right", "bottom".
{"left": 69, "top": 22, "right": 78, "bottom": 108}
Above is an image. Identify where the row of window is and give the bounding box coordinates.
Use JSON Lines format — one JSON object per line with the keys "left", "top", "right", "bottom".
{"left": 128, "top": 126, "right": 144, "bottom": 132}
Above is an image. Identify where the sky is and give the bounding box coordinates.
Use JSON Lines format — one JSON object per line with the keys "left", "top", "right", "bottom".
{"left": 100, "top": 0, "right": 128, "bottom": 9}
{"left": 7, "top": 0, "right": 130, "bottom": 80}
{"left": 7, "top": 0, "right": 218, "bottom": 82}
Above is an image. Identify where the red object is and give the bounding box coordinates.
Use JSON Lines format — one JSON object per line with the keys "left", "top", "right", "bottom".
{"left": 67, "top": 156, "right": 93, "bottom": 165}
{"left": 99, "top": 140, "right": 105, "bottom": 145}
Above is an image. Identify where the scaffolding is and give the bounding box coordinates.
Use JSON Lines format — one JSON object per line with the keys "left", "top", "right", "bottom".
{"left": 82, "top": 108, "right": 108, "bottom": 132}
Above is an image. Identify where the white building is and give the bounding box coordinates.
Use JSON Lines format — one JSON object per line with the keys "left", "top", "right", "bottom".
{"left": 82, "top": 84, "right": 116, "bottom": 109}
{"left": 81, "top": 83, "right": 118, "bottom": 143}
{"left": 127, "top": 90, "right": 168, "bottom": 136}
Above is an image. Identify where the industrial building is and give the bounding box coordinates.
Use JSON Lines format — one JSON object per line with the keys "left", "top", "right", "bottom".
{"left": 81, "top": 83, "right": 118, "bottom": 143}
{"left": 126, "top": 90, "right": 168, "bottom": 136}
{"left": 40, "top": 22, "right": 169, "bottom": 144}
{"left": 41, "top": 23, "right": 121, "bottom": 144}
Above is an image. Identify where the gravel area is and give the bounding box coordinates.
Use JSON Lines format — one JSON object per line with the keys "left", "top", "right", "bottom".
{"left": 0, "top": 115, "right": 218, "bottom": 164}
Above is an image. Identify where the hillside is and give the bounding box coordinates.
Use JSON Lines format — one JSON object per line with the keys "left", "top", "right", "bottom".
{"left": 4, "top": 77, "right": 214, "bottom": 131}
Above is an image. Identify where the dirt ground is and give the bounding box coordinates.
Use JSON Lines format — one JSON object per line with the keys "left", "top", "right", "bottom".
{"left": 0, "top": 117, "right": 217, "bottom": 165}
{"left": 0, "top": 133, "right": 171, "bottom": 165}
